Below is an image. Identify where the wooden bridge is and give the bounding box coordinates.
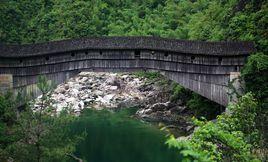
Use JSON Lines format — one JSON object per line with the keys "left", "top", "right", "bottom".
{"left": 0, "top": 37, "right": 255, "bottom": 106}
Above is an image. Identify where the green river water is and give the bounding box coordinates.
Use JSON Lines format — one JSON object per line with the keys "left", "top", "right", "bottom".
{"left": 70, "top": 108, "right": 182, "bottom": 162}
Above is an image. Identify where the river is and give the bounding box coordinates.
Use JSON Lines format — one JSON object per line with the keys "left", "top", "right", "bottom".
{"left": 69, "top": 108, "right": 182, "bottom": 162}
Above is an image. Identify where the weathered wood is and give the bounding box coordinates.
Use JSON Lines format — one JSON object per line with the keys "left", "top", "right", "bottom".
{"left": 0, "top": 37, "right": 255, "bottom": 57}
{"left": 0, "top": 74, "right": 13, "bottom": 93}
{"left": 0, "top": 37, "right": 255, "bottom": 106}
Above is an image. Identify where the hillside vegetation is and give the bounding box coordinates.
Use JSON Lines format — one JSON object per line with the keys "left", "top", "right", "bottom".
{"left": 0, "top": 0, "right": 267, "bottom": 52}
{"left": 0, "top": 0, "right": 267, "bottom": 161}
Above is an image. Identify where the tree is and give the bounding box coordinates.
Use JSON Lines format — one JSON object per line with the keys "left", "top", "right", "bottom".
{"left": 0, "top": 76, "right": 84, "bottom": 161}
{"left": 167, "top": 93, "right": 260, "bottom": 162}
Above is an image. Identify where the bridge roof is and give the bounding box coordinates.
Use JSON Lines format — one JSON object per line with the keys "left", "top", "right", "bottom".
{"left": 0, "top": 36, "right": 255, "bottom": 58}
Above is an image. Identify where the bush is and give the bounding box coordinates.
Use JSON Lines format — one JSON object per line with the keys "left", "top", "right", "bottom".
{"left": 0, "top": 92, "right": 17, "bottom": 161}
{"left": 186, "top": 94, "right": 224, "bottom": 120}
{"left": 169, "top": 83, "right": 224, "bottom": 120}
{"left": 242, "top": 53, "right": 268, "bottom": 102}
{"left": 242, "top": 53, "right": 268, "bottom": 160}
{"left": 133, "top": 71, "right": 162, "bottom": 81}
{"left": 0, "top": 76, "right": 83, "bottom": 162}
{"left": 167, "top": 93, "right": 260, "bottom": 162}
{"left": 170, "top": 83, "right": 192, "bottom": 104}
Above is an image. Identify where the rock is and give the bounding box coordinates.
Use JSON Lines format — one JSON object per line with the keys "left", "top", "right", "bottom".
{"left": 35, "top": 72, "right": 170, "bottom": 116}
{"left": 73, "top": 84, "right": 81, "bottom": 90}
{"left": 148, "top": 102, "right": 171, "bottom": 111}
{"left": 80, "top": 77, "right": 88, "bottom": 82}
{"left": 68, "top": 81, "right": 75, "bottom": 87}
{"left": 78, "top": 101, "right": 84, "bottom": 109}
{"left": 56, "top": 93, "right": 66, "bottom": 101}
{"left": 55, "top": 87, "right": 66, "bottom": 94}
{"left": 81, "top": 86, "right": 89, "bottom": 90}
{"left": 117, "top": 99, "right": 139, "bottom": 108}
{"left": 178, "top": 106, "right": 187, "bottom": 113}
{"left": 94, "top": 90, "right": 103, "bottom": 96}
{"left": 84, "top": 98, "right": 94, "bottom": 104}
{"left": 186, "top": 125, "right": 194, "bottom": 132}
{"left": 95, "top": 96, "right": 104, "bottom": 102}
{"left": 135, "top": 100, "right": 193, "bottom": 130}
{"left": 105, "top": 76, "right": 117, "bottom": 85}
{"left": 121, "top": 75, "right": 129, "bottom": 80}
{"left": 176, "top": 135, "right": 191, "bottom": 141}
{"left": 65, "top": 97, "right": 76, "bottom": 104}
{"left": 33, "top": 72, "right": 196, "bottom": 137}
{"left": 138, "top": 84, "right": 153, "bottom": 92}
{"left": 133, "top": 78, "right": 140, "bottom": 82}
{"left": 103, "top": 94, "right": 115, "bottom": 103}
{"left": 110, "top": 86, "right": 118, "bottom": 90}
{"left": 70, "top": 89, "right": 80, "bottom": 97}
{"left": 57, "top": 102, "right": 68, "bottom": 109}
{"left": 136, "top": 108, "right": 152, "bottom": 115}
{"left": 64, "top": 84, "right": 69, "bottom": 90}
{"left": 80, "top": 94, "right": 89, "bottom": 100}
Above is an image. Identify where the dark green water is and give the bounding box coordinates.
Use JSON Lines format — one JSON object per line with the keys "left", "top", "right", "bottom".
{"left": 70, "top": 108, "right": 181, "bottom": 162}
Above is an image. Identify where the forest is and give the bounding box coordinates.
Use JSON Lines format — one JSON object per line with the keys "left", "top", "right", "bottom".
{"left": 0, "top": 0, "right": 267, "bottom": 161}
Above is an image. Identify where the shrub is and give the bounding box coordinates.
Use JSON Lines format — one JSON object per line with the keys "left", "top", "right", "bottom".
{"left": 186, "top": 94, "right": 224, "bottom": 120}
{"left": 242, "top": 53, "right": 268, "bottom": 102}
{"left": 170, "top": 83, "right": 192, "bottom": 104}
{"left": 133, "top": 71, "right": 162, "bottom": 81}
{"left": 167, "top": 93, "right": 260, "bottom": 162}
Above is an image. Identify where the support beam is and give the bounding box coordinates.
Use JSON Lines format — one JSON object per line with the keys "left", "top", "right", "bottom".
{"left": 0, "top": 74, "right": 13, "bottom": 94}
{"left": 228, "top": 72, "right": 243, "bottom": 104}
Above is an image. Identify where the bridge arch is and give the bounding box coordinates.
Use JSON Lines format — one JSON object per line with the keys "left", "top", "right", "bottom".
{"left": 0, "top": 37, "right": 255, "bottom": 106}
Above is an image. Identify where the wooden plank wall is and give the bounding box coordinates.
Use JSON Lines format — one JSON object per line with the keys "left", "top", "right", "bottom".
{"left": 0, "top": 49, "right": 247, "bottom": 106}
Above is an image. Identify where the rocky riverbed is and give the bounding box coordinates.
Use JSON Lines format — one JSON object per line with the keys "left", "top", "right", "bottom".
{"left": 35, "top": 72, "right": 193, "bottom": 134}
{"left": 36, "top": 72, "right": 163, "bottom": 113}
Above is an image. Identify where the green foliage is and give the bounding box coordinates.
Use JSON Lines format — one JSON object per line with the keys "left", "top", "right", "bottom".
{"left": 0, "top": 92, "right": 17, "bottom": 161}
{"left": 133, "top": 71, "right": 162, "bottom": 81}
{"left": 0, "top": 0, "right": 267, "bottom": 161}
{"left": 0, "top": 76, "right": 83, "bottom": 161}
{"left": 186, "top": 94, "right": 224, "bottom": 120}
{"left": 0, "top": 92, "right": 16, "bottom": 125}
{"left": 166, "top": 135, "right": 212, "bottom": 162}
{"left": 217, "top": 93, "right": 259, "bottom": 146}
{"left": 241, "top": 53, "right": 268, "bottom": 160}
{"left": 170, "top": 83, "right": 192, "bottom": 104}
{"left": 0, "top": 0, "right": 266, "bottom": 52}
{"left": 37, "top": 75, "right": 54, "bottom": 94}
{"left": 242, "top": 53, "right": 268, "bottom": 101}
{"left": 167, "top": 93, "right": 260, "bottom": 162}
{"left": 133, "top": 71, "right": 171, "bottom": 87}
{"left": 170, "top": 82, "right": 223, "bottom": 119}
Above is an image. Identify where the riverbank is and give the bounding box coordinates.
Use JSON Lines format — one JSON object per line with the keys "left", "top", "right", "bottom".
{"left": 35, "top": 72, "right": 194, "bottom": 136}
